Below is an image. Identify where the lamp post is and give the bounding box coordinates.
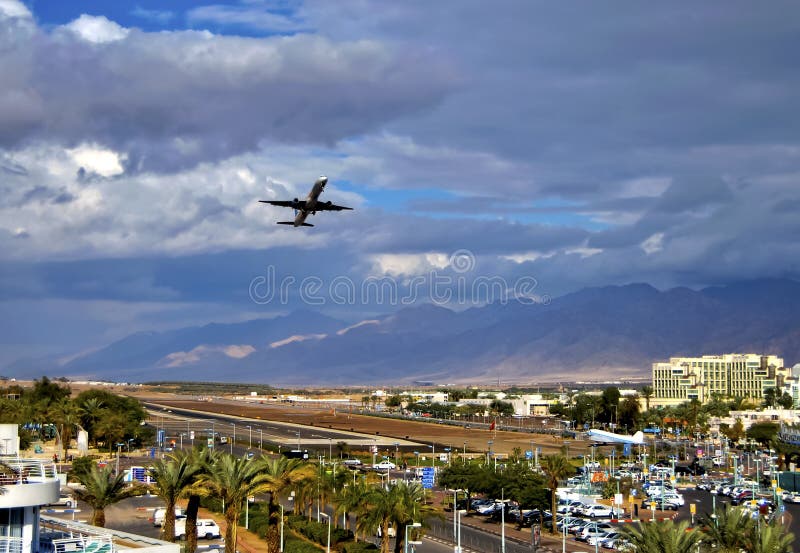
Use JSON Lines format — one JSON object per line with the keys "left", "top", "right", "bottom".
{"left": 455, "top": 509, "right": 465, "bottom": 553}
{"left": 231, "top": 423, "right": 235, "bottom": 454}
{"left": 258, "top": 428, "right": 263, "bottom": 450}
{"left": 319, "top": 512, "right": 331, "bottom": 553}
{"left": 710, "top": 489, "right": 718, "bottom": 526}
{"left": 429, "top": 444, "right": 435, "bottom": 469}
{"left": 280, "top": 492, "right": 294, "bottom": 552}
{"left": 115, "top": 442, "right": 123, "bottom": 475}
{"left": 404, "top": 522, "right": 421, "bottom": 553}
{"left": 246, "top": 425, "right": 252, "bottom": 449}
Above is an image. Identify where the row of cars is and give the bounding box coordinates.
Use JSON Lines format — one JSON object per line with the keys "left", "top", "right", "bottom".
{"left": 695, "top": 477, "right": 780, "bottom": 512}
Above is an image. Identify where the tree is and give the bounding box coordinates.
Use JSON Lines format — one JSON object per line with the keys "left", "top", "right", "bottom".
{"left": 641, "top": 386, "right": 654, "bottom": 412}
{"left": 539, "top": 455, "right": 573, "bottom": 534}
{"left": 260, "top": 457, "right": 315, "bottom": 552}
{"left": 148, "top": 451, "right": 202, "bottom": 542}
{"left": 48, "top": 398, "right": 79, "bottom": 461}
{"left": 335, "top": 479, "right": 370, "bottom": 541}
{"left": 746, "top": 422, "right": 780, "bottom": 448}
{"left": 71, "top": 464, "right": 145, "bottom": 526}
{"left": 600, "top": 387, "right": 621, "bottom": 424}
{"left": 384, "top": 395, "right": 403, "bottom": 409}
{"left": 763, "top": 387, "right": 779, "bottom": 409}
{"left": 200, "top": 452, "right": 276, "bottom": 553}
{"left": 617, "top": 395, "right": 641, "bottom": 431}
{"left": 778, "top": 392, "right": 795, "bottom": 409}
{"left": 489, "top": 400, "right": 514, "bottom": 417}
{"left": 389, "top": 481, "right": 440, "bottom": 553}
{"left": 183, "top": 447, "right": 214, "bottom": 553}
{"left": 619, "top": 519, "right": 701, "bottom": 552}
{"left": 699, "top": 505, "right": 755, "bottom": 552}
{"left": 721, "top": 418, "right": 745, "bottom": 444}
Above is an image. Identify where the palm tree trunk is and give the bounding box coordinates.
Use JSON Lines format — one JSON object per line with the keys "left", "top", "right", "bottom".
{"left": 550, "top": 484, "right": 557, "bottom": 535}
{"left": 185, "top": 495, "right": 200, "bottom": 553}
{"left": 393, "top": 522, "right": 406, "bottom": 553}
{"left": 93, "top": 508, "right": 106, "bottom": 528}
{"left": 380, "top": 522, "right": 390, "bottom": 553}
{"left": 223, "top": 506, "right": 239, "bottom": 553}
{"left": 162, "top": 499, "right": 177, "bottom": 542}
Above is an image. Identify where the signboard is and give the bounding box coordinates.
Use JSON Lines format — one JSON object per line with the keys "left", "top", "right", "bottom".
{"left": 207, "top": 437, "right": 214, "bottom": 449}
{"left": 189, "top": 430, "right": 195, "bottom": 440}
{"left": 421, "top": 467, "right": 435, "bottom": 489}
{"left": 689, "top": 504, "right": 696, "bottom": 514}
{"left": 525, "top": 450, "right": 533, "bottom": 459}
{"left": 157, "top": 429, "right": 165, "bottom": 446}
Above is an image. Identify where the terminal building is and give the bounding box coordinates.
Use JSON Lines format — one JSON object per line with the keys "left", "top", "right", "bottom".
{"left": 651, "top": 353, "right": 794, "bottom": 407}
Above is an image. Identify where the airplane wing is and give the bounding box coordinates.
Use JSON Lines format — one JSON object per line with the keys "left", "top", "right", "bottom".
{"left": 259, "top": 200, "right": 306, "bottom": 209}
{"left": 313, "top": 202, "right": 353, "bottom": 211}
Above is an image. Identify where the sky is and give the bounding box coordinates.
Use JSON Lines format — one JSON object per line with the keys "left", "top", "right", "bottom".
{"left": 2, "top": 0, "right": 800, "bottom": 364}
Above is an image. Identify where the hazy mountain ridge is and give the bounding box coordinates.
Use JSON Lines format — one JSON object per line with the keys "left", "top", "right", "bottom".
{"left": 7, "top": 279, "right": 800, "bottom": 384}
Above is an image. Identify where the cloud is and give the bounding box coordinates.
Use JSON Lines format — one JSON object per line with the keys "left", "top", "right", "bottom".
{"left": 63, "top": 15, "right": 129, "bottom": 43}
{"left": 130, "top": 6, "right": 174, "bottom": 24}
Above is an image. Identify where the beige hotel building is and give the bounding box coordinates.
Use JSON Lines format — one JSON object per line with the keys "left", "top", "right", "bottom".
{"left": 651, "top": 353, "right": 793, "bottom": 407}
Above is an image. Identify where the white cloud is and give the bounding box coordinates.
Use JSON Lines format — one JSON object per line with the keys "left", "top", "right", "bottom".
{"left": 371, "top": 252, "right": 450, "bottom": 276}
{"left": 269, "top": 334, "right": 326, "bottom": 348}
{"left": 67, "top": 144, "right": 126, "bottom": 177}
{"left": 63, "top": 14, "right": 130, "bottom": 43}
{"left": 162, "top": 343, "right": 256, "bottom": 366}
{"left": 640, "top": 232, "right": 665, "bottom": 255}
{"left": 0, "top": 0, "right": 30, "bottom": 19}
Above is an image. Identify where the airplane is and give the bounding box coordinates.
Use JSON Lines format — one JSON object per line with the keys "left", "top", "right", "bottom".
{"left": 259, "top": 175, "right": 352, "bottom": 227}
{"left": 585, "top": 428, "right": 645, "bottom": 445}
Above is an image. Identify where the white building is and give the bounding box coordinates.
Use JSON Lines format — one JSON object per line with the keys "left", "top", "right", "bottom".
{"left": 0, "top": 424, "right": 178, "bottom": 553}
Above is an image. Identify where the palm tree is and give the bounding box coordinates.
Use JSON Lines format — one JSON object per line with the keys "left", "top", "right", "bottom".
{"left": 49, "top": 398, "right": 79, "bottom": 461}
{"left": 699, "top": 505, "right": 755, "bottom": 552}
{"left": 750, "top": 519, "right": 794, "bottom": 553}
{"left": 78, "top": 397, "right": 105, "bottom": 444}
{"left": 641, "top": 386, "right": 654, "bottom": 412}
{"left": 334, "top": 479, "right": 370, "bottom": 541}
{"left": 148, "top": 451, "right": 202, "bottom": 542}
{"left": 356, "top": 486, "right": 395, "bottom": 553}
{"left": 183, "top": 447, "right": 213, "bottom": 553}
{"left": 259, "top": 457, "right": 315, "bottom": 553}
{"left": 389, "top": 481, "right": 440, "bottom": 553}
{"left": 200, "top": 452, "right": 275, "bottom": 553}
{"left": 71, "top": 464, "right": 145, "bottom": 526}
{"left": 539, "top": 454, "right": 573, "bottom": 534}
{"left": 620, "top": 519, "right": 701, "bottom": 552}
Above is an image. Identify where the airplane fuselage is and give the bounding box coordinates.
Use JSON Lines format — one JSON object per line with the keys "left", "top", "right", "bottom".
{"left": 292, "top": 176, "right": 327, "bottom": 226}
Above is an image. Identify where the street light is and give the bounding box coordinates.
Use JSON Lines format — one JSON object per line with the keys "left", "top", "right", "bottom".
{"left": 319, "top": 512, "right": 331, "bottom": 553}
{"left": 231, "top": 423, "right": 236, "bottom": 454}
{"left": 455, "top": 509, "right": 466, "bottom": 553}
{"left": 246, "top": 425, "right": 252, "bottom": 449}
{"left": 280, "top": 491, "right": 294, "bottom": 552}
{"left": 258, "top": 428, "right": 263, "bottom": 450}
{"left": 404, "top": 522, "right": 421, "bottom": 553}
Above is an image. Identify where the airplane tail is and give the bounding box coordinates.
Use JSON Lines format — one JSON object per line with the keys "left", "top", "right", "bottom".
{"left": 633, "top": 431, "right": 644, "bottom": 444}
{"left": 277, "top": 222, "right": 314, "bottom": 227}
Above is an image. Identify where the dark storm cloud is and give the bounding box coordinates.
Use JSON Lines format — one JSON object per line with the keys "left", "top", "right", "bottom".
{"left": 0, "top": 10, "right": 458, "bottom": 173}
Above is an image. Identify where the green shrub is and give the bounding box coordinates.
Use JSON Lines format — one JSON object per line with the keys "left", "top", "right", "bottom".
{"left": 284, "top": 537, "right": 323, "bottom": 553}
{"left": 340, "top": 543, "right": 378, "bottom": 553}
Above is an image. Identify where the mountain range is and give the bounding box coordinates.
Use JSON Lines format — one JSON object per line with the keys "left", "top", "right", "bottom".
{"left": 7, "top": 279, "right": 800, "bottom": 385}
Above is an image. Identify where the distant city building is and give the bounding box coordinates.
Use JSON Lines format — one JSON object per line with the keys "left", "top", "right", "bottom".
{"left": 652, "top": 353, "right": 792, "bottom": 407}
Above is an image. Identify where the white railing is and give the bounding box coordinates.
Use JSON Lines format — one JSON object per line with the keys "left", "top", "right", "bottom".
{"left": 50, "top": 535, "right": 113, "bottom": 553}
{"left": 0, "top": 456, "right": 58, "bottom": 485}
{"left": 39, "top": 519, "right": 114, "bottom": 553}
{"left": 0, "top": 537, "right": 23, "bottom": 553}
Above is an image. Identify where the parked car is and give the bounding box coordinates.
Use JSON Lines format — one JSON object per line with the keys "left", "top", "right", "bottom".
{"left": 578, "top": 522, "right": 614, "bottom": 542}
{"left": 342, "top": 458, "right": 362, "bottom": 467}
{"left": 373, "top": 460, "right": 396, "bottom": 471}
{"left": 153, "top": 507, "right": 186, "bottom": 527}
{"left": 782, "top": 491, "right": 800, "bottom": 504}
{"left": 588, "top": 531, "right": 620, "bottom": 546}
{"left": 376, "top": 523, "right": 396, "bottom": 538}
{"left": 48, "top": 492, "right": 76, "bottom": 509}
{"left": 580, "top": 504, "right": 614, "bottom": 518}
{"left": 175, "top": 519, "right": 221, "bottom": 540}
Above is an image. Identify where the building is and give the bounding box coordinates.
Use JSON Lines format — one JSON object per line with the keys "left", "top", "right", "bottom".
{"left": 0, "top": 424, "right": 177, "bottom": 553}
{"left": 651, "top": 353, "right": 790, "bottom": 407}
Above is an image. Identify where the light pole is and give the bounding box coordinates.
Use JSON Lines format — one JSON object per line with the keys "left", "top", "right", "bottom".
{"left": 711, "top": 489, "right": 718, "bottom": 526}
{"left": 259, "top": 428, "right": 263, "bottom": 450}
{"left": 429, "top": 444, "right": 435, "bottom": 469}
{"left": 404, "top": 522, "right": 421, "bottom": 553}
{"left": 280, "top": 492, "right": 294, "bottom": 552}
{"left": 231, "top": 422, "right": 235, "bottom": 454}
{"left": 246, "top": 425, "right": 252, "bottom": 449}
{"left": 455, "top": 509, "right": 465, "bottom": 553}
{"left": 115, "top": 442, "right": 123, "bottom": 475}
{"left": 319, "top": 512, "right": 331, "bottom": 553}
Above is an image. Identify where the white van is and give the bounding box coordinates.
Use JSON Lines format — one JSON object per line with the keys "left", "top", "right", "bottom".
{"left": 153, "top": 507, "right": 186, "bottom": 527}
{"left": 175, "top": 519, "right": 222, "bottom": 540}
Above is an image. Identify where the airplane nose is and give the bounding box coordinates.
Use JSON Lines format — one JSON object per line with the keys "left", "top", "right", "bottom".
{"left": 319, "top": 175, "right": 328, "bottom": 185}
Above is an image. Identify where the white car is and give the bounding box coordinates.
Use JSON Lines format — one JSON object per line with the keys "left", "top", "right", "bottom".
{"left": 175, "top": 519, "right": 221, "bottom": 540}
{"left": 153, "top": 507, "right": 186, "bottom": 527}
{"left": 48, "top": 492, "right": 76, "bottom": 509}
{"left": 373, "top": 460, "right": 397, "bottom": 471}
{"left": 343, "top": 458, "right": 362, "bottom": 467}
{"left": 580, "top": 504, "right": 613, "bottom": 518}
